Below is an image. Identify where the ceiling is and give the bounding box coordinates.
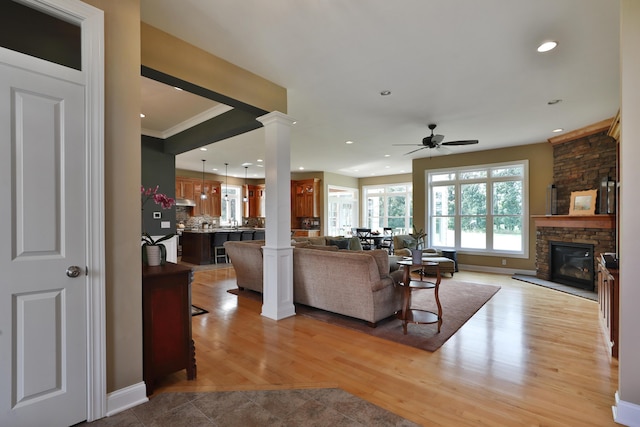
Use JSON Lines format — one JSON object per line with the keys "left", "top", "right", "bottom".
{"left": 139, "top": 0, "right": 620, "bottom": 179}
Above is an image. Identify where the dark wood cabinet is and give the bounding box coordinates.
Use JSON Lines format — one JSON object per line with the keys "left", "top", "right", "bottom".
{"left": 597, "top": 255, "right": 618, "bottom": 358}
{"left": 180, "top": 231, "right": 212, "bottom": 265}
{"left": 142, "top": 263, "right": 196, "bottom": 396}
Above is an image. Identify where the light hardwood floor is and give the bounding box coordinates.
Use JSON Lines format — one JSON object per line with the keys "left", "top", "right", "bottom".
{"left": 154, "top": 267, "right": 619, "bottom": 426}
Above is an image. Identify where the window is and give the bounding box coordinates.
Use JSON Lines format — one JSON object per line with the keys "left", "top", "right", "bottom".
{"left": 327, "top": 186, "right": 358, "bottom": 236}
{"left": 363, "top": 184, "right": 413, "bottom": 234}
{"left": 428, "top": 161, "right": 528, "bottom": 256}
{"left": 221, "top": 184, "right": 242, "bottom": 225}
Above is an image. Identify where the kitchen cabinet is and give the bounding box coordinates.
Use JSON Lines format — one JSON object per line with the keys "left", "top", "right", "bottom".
{"left": 597, "top": 255, "right": 618, "bottom": 358}
{"left": 176, "top": 176, "right": 221, "bottom": 217}
{"left": 142, "top": 263, "right": 196, "bottom": 396}
{"left": 292, "top": 178, "right": 320, "bottom": 219}
{"left": 244, "top": 184, "right": 265, "bottom": 217}
{"left": 292, "top": 229, "right": 321, "bottom": 237}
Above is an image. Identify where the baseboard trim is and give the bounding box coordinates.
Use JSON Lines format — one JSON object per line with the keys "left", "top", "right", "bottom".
{"left": 458, "top": 264, "right": 536, "bottom": 276}
{"left": 613, "top": 391, "right": 640, "bottom": 426}
{"left": 106, "top": 382, "right": 148, "bottom": 417}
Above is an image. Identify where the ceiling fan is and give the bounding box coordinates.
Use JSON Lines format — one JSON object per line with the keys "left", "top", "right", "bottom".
{"left": 395, "top": 124, "right": 479, "bottom": 155}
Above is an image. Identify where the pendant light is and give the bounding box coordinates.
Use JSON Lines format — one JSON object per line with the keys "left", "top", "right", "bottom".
{"left": 200, "top": 159, "right": 207, "bottom": 200}
{"left": 243, "top": 166, "right": 248, "bottom": 203}
{"left": 224, "top": 163, "right": 229, "bottom": 202}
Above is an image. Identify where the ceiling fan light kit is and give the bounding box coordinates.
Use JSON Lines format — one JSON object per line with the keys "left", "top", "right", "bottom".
{"left": 393, "top": 123, "right": 479, "bottom": 155}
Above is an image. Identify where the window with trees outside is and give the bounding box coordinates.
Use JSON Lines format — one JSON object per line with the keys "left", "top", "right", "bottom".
{"left": 428, "top": 161, "right": 528, "bottom": 256}
{"left": 363, "top": 184, "right": 413, "bottom": 234}
{"left": 221, "top": 184, "right": 242, "bottom": 226}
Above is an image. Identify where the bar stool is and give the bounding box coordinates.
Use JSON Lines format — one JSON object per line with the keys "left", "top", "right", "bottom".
{"left": 226, "top": 231, "right": 242, "bottom": 262}
{"left": 241, "top": 230, "right": 255, "bottom": 240}
{"left": 212, "top": 232, "right": 229, "bottom": 264}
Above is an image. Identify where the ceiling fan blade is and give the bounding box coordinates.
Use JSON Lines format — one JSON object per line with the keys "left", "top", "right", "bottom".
{"left": 441, "top": 139, "right": 479, "bottom": 146}
{"left": 404, "top": 146, "right": 427, "bottom": 155}
{"left": 393, "top": 143, "right": 423, "bottom": 146}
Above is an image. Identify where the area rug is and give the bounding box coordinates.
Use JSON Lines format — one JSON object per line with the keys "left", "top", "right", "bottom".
{"left": 191, "top": 305, "right": 208, "bottom": 316}
{"left": 228, "top": 279, "right": 500, "bottom": 352}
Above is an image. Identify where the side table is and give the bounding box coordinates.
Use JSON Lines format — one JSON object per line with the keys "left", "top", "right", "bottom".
{"left": 397, "top": 260, "right": 442, "bottom": 334}
{"left": 142, "top": 263, "right": 197, "bottom": 396}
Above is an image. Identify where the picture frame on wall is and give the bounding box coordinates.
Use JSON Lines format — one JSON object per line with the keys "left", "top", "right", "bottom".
{"left": 569, "top": 189, "right": 597, "bottom": 216}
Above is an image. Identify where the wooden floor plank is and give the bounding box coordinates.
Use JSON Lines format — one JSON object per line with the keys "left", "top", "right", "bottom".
{"left": 154, "top": 268, "right": 619, "bottom": 426}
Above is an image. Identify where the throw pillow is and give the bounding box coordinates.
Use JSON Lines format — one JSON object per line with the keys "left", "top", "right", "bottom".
{"left": 348, "top": 236, "right": 363, "bottom": 251}
{"left": 328, "top": 238, "right": 350, "bottom": 250}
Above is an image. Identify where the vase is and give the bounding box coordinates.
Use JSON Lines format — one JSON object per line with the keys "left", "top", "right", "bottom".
{"left": 146, "top": 245, "right": 162, "bottom": 266}
{"left": 411, "top": 248, "right": 423, "bottom": 265}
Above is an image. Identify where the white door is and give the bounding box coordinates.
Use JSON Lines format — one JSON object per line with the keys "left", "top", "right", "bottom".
{"left": 0, "top": 62, "right": 88, "bottom": 425}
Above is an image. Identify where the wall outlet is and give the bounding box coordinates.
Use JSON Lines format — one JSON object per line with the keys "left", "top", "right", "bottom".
{"left": 161, "top": 221, "right": 170, "bottom": 229}
{"left": 501, "top": 259, "right": 507, "bottom": 265}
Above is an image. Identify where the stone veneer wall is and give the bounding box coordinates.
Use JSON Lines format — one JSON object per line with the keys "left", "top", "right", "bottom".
{"left": 536, "top": 130, "right": 617, "bottom": 283}
{"left": 553, "top": 130, "right": 617, "bottom": 214}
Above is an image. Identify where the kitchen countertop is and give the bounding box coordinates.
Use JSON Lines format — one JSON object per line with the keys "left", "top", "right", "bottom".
{"left": 181, "top": 228, "right": 265, "bottom": 233}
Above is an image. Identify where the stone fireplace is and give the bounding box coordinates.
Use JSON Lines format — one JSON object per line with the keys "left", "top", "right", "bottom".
{"left": 533, "top": 125, "right": 617, "bottom": 289}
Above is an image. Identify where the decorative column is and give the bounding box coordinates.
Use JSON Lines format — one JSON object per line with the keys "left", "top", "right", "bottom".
{"left": 256, "top": 112, "right": 296, "bottom": 320}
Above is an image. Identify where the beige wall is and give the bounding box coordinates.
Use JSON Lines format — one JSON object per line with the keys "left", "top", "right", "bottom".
{"left": 412, "top": 143, "right": 554, "bottom": 271}
{"left": 81, "top": 0, "right": 143, "bottom": 392}
{"left": 141, "top": 23, "right": 287, "bottom": 114}
{"left": 619, "top": 0, "right": 640, "bottom": 410}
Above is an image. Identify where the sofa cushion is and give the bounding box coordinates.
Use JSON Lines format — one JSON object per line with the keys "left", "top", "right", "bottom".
{"left": 328, "top": 238, "right": 350, "bottom": 249}
{"left": 308, "top": 236, "right": 327, "bottom": 246}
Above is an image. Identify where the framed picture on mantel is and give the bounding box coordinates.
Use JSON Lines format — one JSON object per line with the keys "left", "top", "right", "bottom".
{"left": 569, "top": 189, "right": 597, "bottom": 216}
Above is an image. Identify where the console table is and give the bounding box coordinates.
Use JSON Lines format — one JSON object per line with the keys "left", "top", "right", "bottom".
{"left": 397, "top": 260, "right": 442, "bottom": 334}
{"left": 142, "top": 263, "right": 196, "bottom": 395}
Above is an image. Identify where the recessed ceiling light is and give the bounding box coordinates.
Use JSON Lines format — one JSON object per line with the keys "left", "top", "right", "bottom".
{"left": 384, "top": 154, "right": 390, "bottom": 157}
{"left": 385, "top": 166, "right": 391, "bottom": 169}
{"left": 353, "top": 169, "right": 359, "bottom": 172}
{"left": 380, "top": 90, "right": 391, "bottom": 96}
{"left": 174, "top": 87, "right": 183, "bottom": 91}
{"left": 200, "top": 147, "right": 207, "bottom": 151}
{"left": 298, "top": 166, "right": 304, "bottom": 170}
{"left": 257, "top": 159, "right": 263, "bottom": 162}
{"left": 140, "top": 113, "right": 145, "bottom": 118}
{"left": 547, "top": 99, "right": 562, "bottom": 105}
{"left": 552, "top": 128, "right": 564, "bottom": 133}
{"left": 345, "top": 140, "right": 354, "bottom": 144}
{"left": 537, "top": 41, "right": 558, "bottom": 53}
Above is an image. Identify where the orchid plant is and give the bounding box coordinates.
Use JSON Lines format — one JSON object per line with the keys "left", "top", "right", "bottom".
{"left": 141, "top": 185, "right": 176, "bottom": 265}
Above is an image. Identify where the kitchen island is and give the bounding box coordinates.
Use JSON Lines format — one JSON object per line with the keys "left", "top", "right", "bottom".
{"left": 180, "top": 229, "right": 264, "bottom": 265}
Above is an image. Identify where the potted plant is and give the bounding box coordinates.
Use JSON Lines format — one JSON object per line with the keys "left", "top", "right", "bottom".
{"left": 142, "top": 232, "right": 175, "bottom": 266}
{"left": 408, "top": 227, "right": 427, "bottom": 264}
{"left": 141, "top": 185, "right": 176, "bottom": 266}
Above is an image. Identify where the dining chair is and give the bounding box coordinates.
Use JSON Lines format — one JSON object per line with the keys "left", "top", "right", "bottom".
{"left": 380, "top": 227, "right": 394, "bottom": 254}
{"left": 355, "top": 228, "right": 374, "bottom": 250}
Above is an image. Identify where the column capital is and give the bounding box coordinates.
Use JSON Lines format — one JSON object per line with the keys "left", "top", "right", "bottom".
{"left": 256, "top": 111, "right": 296, "bottom": 127}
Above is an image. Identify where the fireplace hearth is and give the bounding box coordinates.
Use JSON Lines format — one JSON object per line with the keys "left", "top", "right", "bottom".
{"left": 549, "top": 241, "right": 594, "bottom": 291}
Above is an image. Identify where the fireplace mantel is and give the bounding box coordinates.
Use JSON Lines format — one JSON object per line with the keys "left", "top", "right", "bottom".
{"left": 532, "top": 214, "right": 615, "bottom": 229}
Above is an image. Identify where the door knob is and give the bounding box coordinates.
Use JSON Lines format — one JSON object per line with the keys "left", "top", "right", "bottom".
{"left": 66, "top": 266, "right": 82, "bottom": 278}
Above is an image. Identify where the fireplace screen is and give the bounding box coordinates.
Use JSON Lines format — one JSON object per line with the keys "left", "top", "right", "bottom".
{"left": 549, "top": 242, "right": 594, "bottom": 291}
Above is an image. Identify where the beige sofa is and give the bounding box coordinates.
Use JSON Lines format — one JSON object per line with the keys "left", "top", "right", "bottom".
{"left": 224, "top": 240, "right": 403, "bottom": 325}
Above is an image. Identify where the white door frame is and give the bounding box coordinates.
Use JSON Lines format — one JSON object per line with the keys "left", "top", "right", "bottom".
{"left": 5, "top": 0, "right": 106, "bottom": 422}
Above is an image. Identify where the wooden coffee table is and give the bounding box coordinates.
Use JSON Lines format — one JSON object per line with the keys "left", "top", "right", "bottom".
{"left": 397, "top": 260, "right": 442, "bottom": 334}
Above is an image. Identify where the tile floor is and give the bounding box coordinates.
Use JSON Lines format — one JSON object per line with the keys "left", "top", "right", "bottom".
{"left": 76, "top": 388, "right": 418, "bottom": 427}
